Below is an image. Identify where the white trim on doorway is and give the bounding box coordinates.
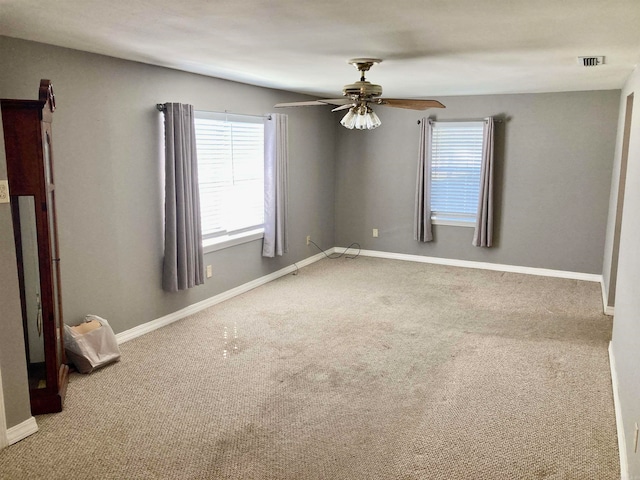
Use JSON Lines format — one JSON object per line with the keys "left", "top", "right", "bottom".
{"left": 609, "top": 342, "right": 629, "bottom": 480}
{"left": 0, "top": 365, "right": 8, "bottom": 450}
{"left": 601, "top": 279, "right": 615, "bottom": 316}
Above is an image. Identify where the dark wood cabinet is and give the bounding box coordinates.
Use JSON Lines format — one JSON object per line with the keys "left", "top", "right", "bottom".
{"left": 2, "top": 80, "right": 69, "bottom": 415}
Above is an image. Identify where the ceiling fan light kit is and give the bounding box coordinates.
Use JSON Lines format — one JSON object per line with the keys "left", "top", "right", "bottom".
{"left": 340, "top": 104, "right": 382, "bottom": 130}
{"left": 275, "top": 58, "right": 445, "bottom": 130}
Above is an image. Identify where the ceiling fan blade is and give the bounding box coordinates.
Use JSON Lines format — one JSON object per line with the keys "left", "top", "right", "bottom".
{"left": 318, "top": 98, "right": 353, "bottom": 106}
{"left": 275, "top": 100, "right": 330, "bottom": 107}
{"left": 377, "top": 99, "right": 446, "bottom": 110}
{"left": 331, "top": 104, "right": 354, "bottom": 112}
{"left": 275, "top": 98, "right": 353, "bottom": 108}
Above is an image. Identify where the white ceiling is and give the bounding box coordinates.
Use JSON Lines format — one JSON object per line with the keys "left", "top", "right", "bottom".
{"left": 2, "top": 0, "right": 640, "bottom": 99}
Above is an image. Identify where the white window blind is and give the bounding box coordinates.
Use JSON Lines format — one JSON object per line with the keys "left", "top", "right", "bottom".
{"left": 430, "top": 121, "right": 484, "bottom": 223}
{"left": 194, "top": 112, "right": 265, "bottom": 240}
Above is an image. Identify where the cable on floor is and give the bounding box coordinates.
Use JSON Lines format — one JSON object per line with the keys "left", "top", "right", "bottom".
{"left": 308, "top": 239, "right": 361, "bottom": 260}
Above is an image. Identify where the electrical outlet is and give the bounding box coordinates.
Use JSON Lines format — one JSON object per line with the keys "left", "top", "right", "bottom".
{"left": 0, "top": 180, "right": 9, "bottom": 204}
{"left": 373, "top": 228, "right": 379, "bottom": 238}
{"left": 306, "top": 235, "right": 311, "bottom": 246}
{"left": 206, "top": 265, "right": 213, "bottom": 278}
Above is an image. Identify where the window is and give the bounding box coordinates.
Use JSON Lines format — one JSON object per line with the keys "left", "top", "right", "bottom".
{"left": 194, "top": 112, "right": 265, "bottom": 249}
{"left": 430, "top": 121, "right": 484, "bottom": 226}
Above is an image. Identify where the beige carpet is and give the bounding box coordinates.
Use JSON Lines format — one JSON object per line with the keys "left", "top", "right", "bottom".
{"left": 0, "top": 257, "right": 619, "bottom": 479}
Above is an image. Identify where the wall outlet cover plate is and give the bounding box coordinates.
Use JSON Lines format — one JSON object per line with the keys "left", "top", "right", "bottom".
{"left": 0, "top": 180, "right": 9, "bottom": 203}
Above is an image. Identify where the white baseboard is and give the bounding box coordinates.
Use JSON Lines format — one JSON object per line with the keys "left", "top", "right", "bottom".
{"left": 116, "top": 251, "right": 331, "bottom": 345}
{"left": 7, "top": 416, "right": 38, "bottom": 446}
{"left": 609, "top": 343, "right": 629, "bottom": 480}
{"left": 336, "top": 247, "right": 604, "bottom": 283}
{"left": 117, "top": 248, "right": 610, "bottom": 346}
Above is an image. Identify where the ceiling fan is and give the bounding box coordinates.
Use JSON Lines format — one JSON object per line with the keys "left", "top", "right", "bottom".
{"left": 275, "top": 58, "right": 445, "bottom": 130}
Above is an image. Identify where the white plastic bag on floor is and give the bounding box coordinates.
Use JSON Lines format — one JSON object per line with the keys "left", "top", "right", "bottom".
{"left": 64, "top": 315, "right": 121, "bottom": 373}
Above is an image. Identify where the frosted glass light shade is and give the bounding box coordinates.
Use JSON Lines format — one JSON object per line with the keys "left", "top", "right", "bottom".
{"left": 340, "top": 109, "right": 357, "bottom": 129}
{"left": 341, "top": 106, "right": 381, "bottom": 130}
{"left": 368, "top": 110, "right": 381, "bottom": 129}
{"left": 355, "top": 113, "right": 368, "bottom": 129}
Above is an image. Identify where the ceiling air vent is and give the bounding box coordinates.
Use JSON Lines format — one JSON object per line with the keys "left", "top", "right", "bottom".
{"left": 578, "top": 56, "right": 604, "bottom": 67}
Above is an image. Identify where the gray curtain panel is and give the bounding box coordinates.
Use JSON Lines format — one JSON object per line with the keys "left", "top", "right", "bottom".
{"left": 161, "top": 103, "right": 205, "bottom": 291}
{"left": 262, "top": 113, "right": 289, "bottom": 257}
{"left": 472, "top": 117, "right": 495, "bottom": 247}
{"left": 414, "top": 118, "right": 434, "bottom": 242}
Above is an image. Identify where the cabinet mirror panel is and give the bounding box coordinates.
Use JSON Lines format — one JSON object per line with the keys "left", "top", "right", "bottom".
{"left": 13, "top": 195, "right": 47, "bottom": 389}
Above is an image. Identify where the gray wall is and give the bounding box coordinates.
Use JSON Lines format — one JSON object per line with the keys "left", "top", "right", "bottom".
{"left": 0, "top": 35, "right": 624, "bottom": 438}
{"left": 0, "top": 113, "right": 33, "bottom": 429}
{"left": 334, "top": 91, "right": 619, "bottom": 274}
{"left": 608, "top": 66, "right": 640, "bottom": 478}
{"left": 0, "top": 36, "right": 337, "bottom": 428}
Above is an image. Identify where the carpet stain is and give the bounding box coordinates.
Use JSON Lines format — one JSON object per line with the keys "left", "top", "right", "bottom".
{"left": 379, "top": 295, "right": 393, "bottom": 305}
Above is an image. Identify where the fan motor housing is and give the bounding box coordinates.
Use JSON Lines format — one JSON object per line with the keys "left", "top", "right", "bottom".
{"left": 343, "top": 81, "right": 383, "bottom": 98}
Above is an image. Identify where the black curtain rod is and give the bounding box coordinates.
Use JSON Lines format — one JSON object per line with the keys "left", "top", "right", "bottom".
{"left": 417, "top": 118, "right": 504, "bottom": 124}
{"left": 156, "top": 104, "right": 271, "bottom": 119}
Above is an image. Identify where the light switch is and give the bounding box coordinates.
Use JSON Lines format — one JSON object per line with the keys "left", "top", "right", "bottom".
{"left": 206, "top": 265, "right": 213, "bottom": 278}
{"left": 0, "top": 180, "right": 9, "bottom": 204}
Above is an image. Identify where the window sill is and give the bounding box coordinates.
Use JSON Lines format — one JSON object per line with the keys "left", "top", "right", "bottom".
{"left": 431, "top": 219, "right": 476, "bottom": 228}
{"left": 203, "top": 229, "right": 264, "bottom": 253}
